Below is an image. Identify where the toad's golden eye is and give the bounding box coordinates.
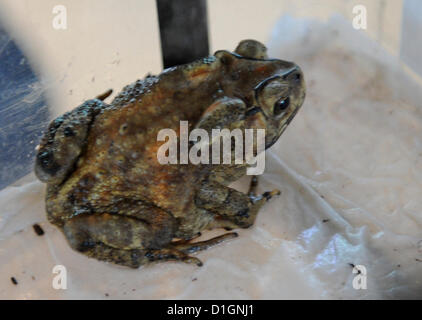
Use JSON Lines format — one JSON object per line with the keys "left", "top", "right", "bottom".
{"left": 273, "top": 97, "right": 290, "bottom": 116}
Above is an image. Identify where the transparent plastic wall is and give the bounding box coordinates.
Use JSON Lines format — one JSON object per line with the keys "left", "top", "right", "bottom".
{"left": 0, "top": 0, "right": 421, "bottom": 299}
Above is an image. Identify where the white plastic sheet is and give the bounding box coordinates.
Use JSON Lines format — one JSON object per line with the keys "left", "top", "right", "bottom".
{"left": 1, "top": 15, "right": 421, "bottom": 299}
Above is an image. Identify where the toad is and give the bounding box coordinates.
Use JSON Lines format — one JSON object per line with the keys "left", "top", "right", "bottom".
{"left": 34, "top": 40, "right": 305, "bottom": 268}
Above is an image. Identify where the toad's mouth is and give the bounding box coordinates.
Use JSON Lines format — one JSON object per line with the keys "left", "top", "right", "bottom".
{"left": 264, "top": 105, "right": 302, "bottom": 149}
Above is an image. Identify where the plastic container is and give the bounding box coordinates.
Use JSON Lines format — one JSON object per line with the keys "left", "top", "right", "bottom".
{"left": 0, "top": 0, "right": 421, "bottom": 299}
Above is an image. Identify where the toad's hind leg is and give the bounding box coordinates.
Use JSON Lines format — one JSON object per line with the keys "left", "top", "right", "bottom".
{"left": 66, "top": 241, "right": 204, "bottom": 268}
{"left": 63, "top": 213, "right": 206, "bottom": 268}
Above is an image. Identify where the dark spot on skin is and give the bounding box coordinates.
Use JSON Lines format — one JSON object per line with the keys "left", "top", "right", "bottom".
{"left": 119, "top": 124, "right": 128, "bottom": 134}
{"left": 11, "top": 277, "right": 18, "bottom": 285}
{"left": 64, "top": 127, "right": 75, "bottom": 137}
{"left": 219, "top": 55, "right": 230, "bottom": 65}
{"left": 78, "top": 174, "right": 96, "bottom": 188}
{"left": 237, "top": 208, "right": 249, "bottom": 218}
{"left": 38, "top": 151, "right": 51, "bottom": 165}
{"left": 36, "top": 150, "right": 60, "bottom": 175}
{"left": 173, "top": 91, "right": 184, "bottom": 100}
{"left": 52, "top": 117, "right": 64, "bottom": 130}
{"left": 78, "top": 239, "right": 96, "bottom": 252}
{"left": 67, "top": 193, "right": 76, "bottom": 204}
{"left": 145, "top": 251, "right": 154, "bottom": 261}
{"left": 32, "top": 223, "right": 44, "bottom": 236}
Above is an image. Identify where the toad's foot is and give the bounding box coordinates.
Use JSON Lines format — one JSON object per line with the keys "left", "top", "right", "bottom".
{"left": 138, "top": 232, "right": 238, "bottom": 267}
{"left": 248, "top": 175, "right": 281, "bottom": 204}
{"left": 77, "top": 243, "right": 205, "bottom": 268}
{"left": 143, "top": 248, "right": 204, "bottom": 267}
{"left": 170, "top": 232, "right": 238, "bottom": 255}
{"left": 144, "top": 232, "right": 237, "bottom": 267}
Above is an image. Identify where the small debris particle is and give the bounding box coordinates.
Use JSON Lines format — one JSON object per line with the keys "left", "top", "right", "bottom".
{"left": 33, "top": 223, "right": 45, "bottom": 236}
{"left": 105, "top": 293, "right": 109, "bottom": 297}
{"left": 132, "top": 288, "right": 136, "bottom": 292}
{"left": 416, "top": 258, "right": 422, "bottom": 262}
{"left": 192, "top": 278, "right": 197, "bottom": 282}
{"left": 322, "top": 219, "right": 330, "bottom": 223}
{"left": 397, "top": 265, "right": 401, "bottom": 268}
{"left": 11, "top": 277, "right": 18, "bottom": 285}
{"left": 320, "top": 195, "right": 325, "bottom": 199}
{"left": 32, "top": 276, "right": 36, "bottom": 280}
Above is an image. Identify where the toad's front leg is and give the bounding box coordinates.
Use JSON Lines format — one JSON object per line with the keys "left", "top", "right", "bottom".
{"left": 196, "top": 176, "right": 280, "bottom": 229}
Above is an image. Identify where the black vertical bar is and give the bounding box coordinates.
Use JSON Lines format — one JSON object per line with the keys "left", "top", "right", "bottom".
{"left": 156, "top": 0, "right": 209, "bottom": 69}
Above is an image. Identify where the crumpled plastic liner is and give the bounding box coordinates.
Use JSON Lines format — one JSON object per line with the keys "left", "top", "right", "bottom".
{"left": 1, "top": 15, "right": 422, "bottom": 299}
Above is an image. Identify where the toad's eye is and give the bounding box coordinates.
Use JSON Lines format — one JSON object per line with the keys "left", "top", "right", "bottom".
{"left": 274, "top": 97, "right": 290, "bottom": 116}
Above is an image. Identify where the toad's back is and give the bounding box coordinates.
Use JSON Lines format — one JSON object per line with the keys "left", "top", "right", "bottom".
{"left": 46, "top": 57, "right": 224, "bottom": 224}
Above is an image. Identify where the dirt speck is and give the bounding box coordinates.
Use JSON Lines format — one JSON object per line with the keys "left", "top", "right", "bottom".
{"left": 33, "top": 223, "right": 45, "bottom": 236}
